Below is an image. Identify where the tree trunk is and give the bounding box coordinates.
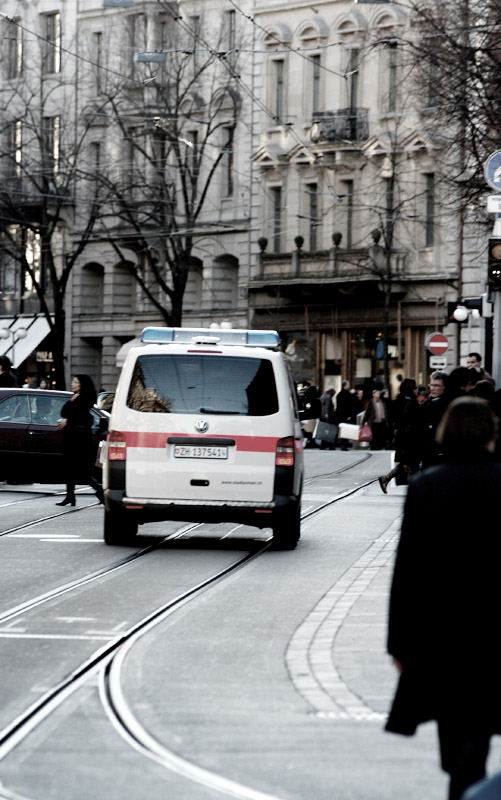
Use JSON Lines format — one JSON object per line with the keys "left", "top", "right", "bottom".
{"left": 52, "top": 304, "right": 66, "bottom": 390}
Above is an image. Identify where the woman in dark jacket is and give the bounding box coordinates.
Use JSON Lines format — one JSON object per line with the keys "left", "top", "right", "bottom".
{"left": 378, "top": 378, "right": 420, "bottom": 492}
{"left": 386, "top": 397, "right": 501, "bottom": 800}
{"left": 56, "top": 374, "right": 104, "bottom": 506}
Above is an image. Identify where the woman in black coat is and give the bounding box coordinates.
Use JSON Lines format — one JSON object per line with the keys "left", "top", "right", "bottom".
{"left": 378, "top": 378, "right": 420, "bottom": 492}
{"left": 56, "top": 374, "right": 104, "bottom": 506}
{"left": 386, "top": 397, "right": 501, "bottom": 800}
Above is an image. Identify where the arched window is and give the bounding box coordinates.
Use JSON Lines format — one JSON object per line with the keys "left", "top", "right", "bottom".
{"left": 113, "top": 260, "right": 135, "bottom": 314}
{"left": 184, "top": 257, "right": 204, "bottom": 311}
{"left": 264, "top": 24, "right": 292, "bottom": 127}
{"left": 212, "top": 254, "right": 239, "bottom": 309}
{"left": 80, "top": 262, "right": 104, "bottom": 314}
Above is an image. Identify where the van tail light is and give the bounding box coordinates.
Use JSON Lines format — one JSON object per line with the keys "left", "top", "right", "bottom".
{"left": 276, "top": 436, "right": 295, "bottom": 467}
{"left": 108, "top": 430, "right": 127, "bottom": 461}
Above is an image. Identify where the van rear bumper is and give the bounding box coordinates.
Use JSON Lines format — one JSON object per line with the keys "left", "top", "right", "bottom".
{"left": 105, "top": 489, "right": 299, "bottom": 529}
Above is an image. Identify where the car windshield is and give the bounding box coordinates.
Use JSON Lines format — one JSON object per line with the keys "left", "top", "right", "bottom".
{"left": 126, "top": 354, "right": 279, "bottom": 416}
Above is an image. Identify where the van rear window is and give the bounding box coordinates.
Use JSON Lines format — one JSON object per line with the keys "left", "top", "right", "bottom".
{"left": 127, "top": 354, "right": 279, "bottom": 416}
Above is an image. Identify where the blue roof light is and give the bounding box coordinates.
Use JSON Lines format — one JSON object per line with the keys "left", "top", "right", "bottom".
{"left": 140, "top": 327, "right": 280, "bottom": 348}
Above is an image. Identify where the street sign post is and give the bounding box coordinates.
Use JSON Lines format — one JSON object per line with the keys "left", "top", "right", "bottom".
{"left": 485, "top": 151, "right": 501, "bottom": 387}
{"left": 484, "top": 151, "right": 501, "bottom": 193}
{"left": 425, "top": 331, "right": 449, "bottom": 355}
{"left": 487, "top": 195, "right": 501, "bottom": 214}
{"left": 429, "top": 355, "right": 447, "bottom": 370}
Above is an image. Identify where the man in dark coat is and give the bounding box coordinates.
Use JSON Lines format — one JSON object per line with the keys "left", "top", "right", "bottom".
{"left": 386, "top": 397, "right": 501, "bottom": 800}
{"left": 0, "top": 356, "right": 17, "bottom": 387}
{"left": 418, "top": 370, "right": 449, "bottom": 468}
{"left": 335, "top": 380, "right": 353, "bottom": 423}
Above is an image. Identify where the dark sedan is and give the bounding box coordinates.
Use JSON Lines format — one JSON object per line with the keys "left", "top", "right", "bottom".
{"left": 0, "top": 388, "right": 109, "bottom": 484}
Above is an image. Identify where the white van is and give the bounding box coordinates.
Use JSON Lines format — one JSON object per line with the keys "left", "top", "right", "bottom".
{"left": 102, "top": 327, "right": 306, "bottom": 549}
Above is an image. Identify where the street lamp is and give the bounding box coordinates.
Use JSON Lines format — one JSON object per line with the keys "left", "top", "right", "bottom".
{"left": 453, "top": 306, "right": 480, "bottom": 351}
{"left": 0, "top": 327, "right": 27, "bottom": 368}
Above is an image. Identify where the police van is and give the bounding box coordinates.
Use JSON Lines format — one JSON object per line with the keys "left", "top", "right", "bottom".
{"left": 102, "top": 327, "right": 306, "bottom": 549}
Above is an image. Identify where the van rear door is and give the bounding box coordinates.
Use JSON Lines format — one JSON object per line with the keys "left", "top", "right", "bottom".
{"left": 123, "top": 352, "right": 281, "bottom": 504}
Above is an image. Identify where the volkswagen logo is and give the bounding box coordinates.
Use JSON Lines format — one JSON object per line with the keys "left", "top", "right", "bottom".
{"left": 195, "top": 419, "right": 209, "bottom": 433}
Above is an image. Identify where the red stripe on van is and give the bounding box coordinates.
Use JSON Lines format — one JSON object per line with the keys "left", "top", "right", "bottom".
{"left": 120, "top": 431, "right": 279, "bottom": 452}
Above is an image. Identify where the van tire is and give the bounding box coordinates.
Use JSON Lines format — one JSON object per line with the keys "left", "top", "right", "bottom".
{"left": 271, "top": 503, "right": 301, "bottom": 550}
{"left": 104, "top": 509, "right": 138, "bottom": 546}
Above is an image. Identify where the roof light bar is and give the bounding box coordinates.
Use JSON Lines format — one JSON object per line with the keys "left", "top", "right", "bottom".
{"left": 141, "top": 327, "right": 280, "bottom": 348}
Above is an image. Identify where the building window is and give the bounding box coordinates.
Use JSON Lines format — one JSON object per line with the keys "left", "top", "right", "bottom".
{"left": 90, "top": 141, "right": 101, "bottom": 178}
{"left": 425, "top": 173, "right": 435, "bottom": 247}
{"left": 271, "top": 59, "right": 285, "bottom": 124}
{"left": 43, "top": 116, "right": 60, "bottom": 176}
{"left": 387, "top": 43, "right": 398, "bottom": 113}
{"left": 225, "top": 10, "right": 236, "bottom": 68}
{"left": 41, "top": 12, "right": 61, "bottom": 74}
{"left": 341, "top": 180, "right": 354, "bottom": 248}
{"left": 307, "top": 183, "right": 319, "bottom": 251}
{"left": 222, "top": 128, "right": 234, "bottom": 198}
{"left": 124, "top": 132, "right": 135, "bottom": 196}
{"left": 126, "top": 14, "right": 145, "bottom": 77}
{"left": 271, "top": 187, "right": 282, "bottom": 253}
{"left": 311, "top": 54, "right": 321, "bottom": 114}
{"left": 24, "top": 230, "right": 42, "bottom": 293}
{"left": 8, "top": 120, "right": 23, "bottom": 178}
{"left": 189, "top": 16, "right": 200, "bottom": 74}
{"left": 93, "top": 32, "right": 103, "bottom": 94}
{"left": 6, "top": 17, "right": 23, "bottom": 79}
{"left": 0, "top": 237, "right": 17, "bottom": 294}
{"left": 348, "top": 49, "right": 359, "bottom": 111}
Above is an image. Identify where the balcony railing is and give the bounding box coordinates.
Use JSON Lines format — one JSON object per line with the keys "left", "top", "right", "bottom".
{"left": 252, "top": 247, "right": 413, "bottom": 284}
{"left": 310, "top": 108, "right": 369, "bottom": 144}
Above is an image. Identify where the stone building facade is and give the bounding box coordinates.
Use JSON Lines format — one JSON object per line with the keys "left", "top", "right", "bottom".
{"left": 0, "top": 0, "right": 492, "bottom": 391}
{"left": 246, "top": 0, "right": 489, "bottom": 393}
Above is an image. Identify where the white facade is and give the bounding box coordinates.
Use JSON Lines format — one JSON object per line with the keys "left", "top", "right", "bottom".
{"left": 0, "top": 0, "right": 492, "bottom": 390}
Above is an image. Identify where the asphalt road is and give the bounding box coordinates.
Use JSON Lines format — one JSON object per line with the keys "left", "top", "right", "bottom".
{"left": 0, "top": 451, "right": 499, "bottom": 800}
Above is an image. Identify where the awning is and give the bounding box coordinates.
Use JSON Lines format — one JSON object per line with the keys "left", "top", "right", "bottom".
{"left": 0, "top": 315, "right": 52, "bottom": 369}
{"left": 116, "top": 337, "right": 144, "bottom": 367}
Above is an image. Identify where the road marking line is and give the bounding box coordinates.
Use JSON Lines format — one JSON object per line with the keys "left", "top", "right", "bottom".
{"left": 0, "top": 633, "right": 110, "bottom": 641}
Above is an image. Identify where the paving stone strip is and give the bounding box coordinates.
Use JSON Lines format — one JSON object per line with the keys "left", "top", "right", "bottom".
{"left": 285, "top": 517, "right": 401, "bottom": 721}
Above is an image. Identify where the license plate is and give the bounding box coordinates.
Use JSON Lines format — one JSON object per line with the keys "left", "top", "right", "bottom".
{"left": 173, "top": 445, "right": 228, "bottom": 460}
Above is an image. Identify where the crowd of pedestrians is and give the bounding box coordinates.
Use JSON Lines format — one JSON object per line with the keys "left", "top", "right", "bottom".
{"left": 300, "top": 354, "right": 501, "bottom": 799}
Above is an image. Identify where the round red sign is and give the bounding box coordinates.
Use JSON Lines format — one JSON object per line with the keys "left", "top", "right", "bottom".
{"left": 426, "top": 332, "right": 449, "bottom": 355}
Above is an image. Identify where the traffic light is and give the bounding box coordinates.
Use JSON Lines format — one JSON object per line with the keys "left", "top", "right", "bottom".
{"left": 488, "top": 237, "right": 501, "bottom": 289}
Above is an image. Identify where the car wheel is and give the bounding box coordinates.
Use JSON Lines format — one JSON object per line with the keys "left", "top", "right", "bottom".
{"left": 271, "top": 502, "right": 301, "bottom": 550}
{"left": 103, "top": 508, "right": 138, "bottom": 546}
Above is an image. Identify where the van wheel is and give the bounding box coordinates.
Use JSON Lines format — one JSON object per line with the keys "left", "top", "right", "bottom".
{"left": 104, "top": 509, "right": 138, "bottom": 546}
{"left": 271, "top": 504, "right": 301, "bottom": 550}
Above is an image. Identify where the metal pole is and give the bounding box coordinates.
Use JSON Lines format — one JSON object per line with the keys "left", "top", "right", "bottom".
{"left": 491, "top": 214, "right": 501, "bottom": 386}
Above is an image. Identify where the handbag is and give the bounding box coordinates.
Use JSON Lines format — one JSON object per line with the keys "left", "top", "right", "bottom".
{"left": 313, "top": 420, "right": 338, "bottom": 443}
{"left": 358, "top": 423, "right": 373, "bottom": 442}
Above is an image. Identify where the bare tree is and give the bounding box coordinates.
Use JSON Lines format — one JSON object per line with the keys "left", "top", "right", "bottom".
{"left": 0, "top": 18, "right": 102, "bottom": 388}
{"left": 407, "top": 0, "right": 501, "bottom": 210}
{"left": 92, "top": 7, "right": 243, "bottom": 326}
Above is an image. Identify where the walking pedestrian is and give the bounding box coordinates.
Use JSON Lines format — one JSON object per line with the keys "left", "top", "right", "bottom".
{"left": 386, "top": 397, "right": 501, "bottom": 800}
{"left": 378, "top": 378, "right": 420, "bottom": 493}
{"left": 56, "top": 374, "right": 104, "bottom": 506}
{"left": 418, "top": 370, "right": 449, "bottom": 468}
{"left": 362, "top": 388, "right": 388, "bottom": 450}
{"left": 318, "top": 387, "right": 336, "bottom": 449}
{"left": 335, "top": 380, "right": 353, "bottom": 450}
{"left": 466, "top": 352, "right": 495, "bottom": 388}
{"left": 0, "top": 355, "right": 17, "bottom": 387}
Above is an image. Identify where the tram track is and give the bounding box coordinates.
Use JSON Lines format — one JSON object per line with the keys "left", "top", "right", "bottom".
{"left": 0, "top": 455, "right": 381, "bottom": 799}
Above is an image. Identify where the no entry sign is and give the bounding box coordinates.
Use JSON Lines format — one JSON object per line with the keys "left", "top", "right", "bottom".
{"left": 425, "top": 331, "right": 449, "bottom": 355}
